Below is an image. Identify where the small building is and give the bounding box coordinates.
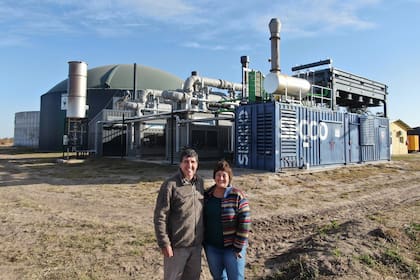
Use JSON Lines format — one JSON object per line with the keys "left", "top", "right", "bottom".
{"left": 14, "top": 111, "right": 40, "bottom": 148}
{"left": 390, "top": 119, "right": 411, "bottom": 155}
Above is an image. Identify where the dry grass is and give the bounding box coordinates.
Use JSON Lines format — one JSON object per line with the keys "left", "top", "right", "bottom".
{"left": 0, "top": 138, "right": 13, "bottom": 146}
{"left": 0, "top": 147, "right": 419, "bottom": 280}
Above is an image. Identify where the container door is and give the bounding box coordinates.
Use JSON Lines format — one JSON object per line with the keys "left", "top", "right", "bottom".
{"left": 320, "top": 122, "right": 345, "bottom": 165}
{"left": 379, "top": 126, "right": 389, "bottom": 160}
{"left": 349, "top": 123, "right": 360, "bottom": 163}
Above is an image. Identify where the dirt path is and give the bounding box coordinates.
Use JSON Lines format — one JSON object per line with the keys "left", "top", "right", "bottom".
{"left": 0, "top": 147, "right": 419, "bottom": 279}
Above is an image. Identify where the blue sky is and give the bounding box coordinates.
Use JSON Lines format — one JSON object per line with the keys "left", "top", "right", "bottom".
{"left": 1, "top": 0, "right": 419, "bottom": 138}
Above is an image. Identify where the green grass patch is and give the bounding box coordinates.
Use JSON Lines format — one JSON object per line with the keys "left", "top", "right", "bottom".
{"left": 382, "top": 248, "right": 403, "bottom": 264}
{"left": 332, "top": 247, "right": 342, "bottom": 258}
{"left": 357, "top": 253, "right": 376, "bottom": 267}
{"left": 404, "top": 222, "right": 420, "bottom": 241}
{"left": 319, "top": 220, "right": 339, "bottom": 236}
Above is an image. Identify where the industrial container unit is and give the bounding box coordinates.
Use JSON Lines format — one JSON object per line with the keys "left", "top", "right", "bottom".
{"left": 234, "top": 17, "right": 390, "bottom": 172}
{"left": 235, "top": 103, "right": 390, "bottom": 172}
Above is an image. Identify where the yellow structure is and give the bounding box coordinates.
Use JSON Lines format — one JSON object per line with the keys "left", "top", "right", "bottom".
{"left": 407, "top": 135, "right": 419, "bottom": 152}
{"left": 390, "top": 120, "right": 411, "bottom": 155}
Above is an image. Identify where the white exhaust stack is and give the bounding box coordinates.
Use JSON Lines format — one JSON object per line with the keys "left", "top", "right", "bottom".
{"left": 264, "top": 18, "right": 310, "bottom": 97}
{"left": 67, "top": 61, "right": 88, "bottom": 118}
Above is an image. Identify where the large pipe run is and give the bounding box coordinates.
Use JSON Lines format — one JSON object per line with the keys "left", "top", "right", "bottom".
{"left": 183, "top": 72, "right": 242, "bottom": 94}
{"left": 67, "top": 61, "right": 88, "bottom": 118}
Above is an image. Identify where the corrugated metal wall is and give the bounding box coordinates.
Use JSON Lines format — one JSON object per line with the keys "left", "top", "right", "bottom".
{"left": 14, "top": 111, "right": 40, "bottom": 147}
{"left": 235, "top": 102, "right": 390, "bottom": 172}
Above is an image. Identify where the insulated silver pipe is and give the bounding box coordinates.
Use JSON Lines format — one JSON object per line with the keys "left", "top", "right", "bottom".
{"left": 162, "top": 90, "right": 185, "bottom": 102}
{"left": 201, "top": 77, "right": 242, "bottom": 92}
{"left": 183, "top": 72, "right": 242, "bottom": 93}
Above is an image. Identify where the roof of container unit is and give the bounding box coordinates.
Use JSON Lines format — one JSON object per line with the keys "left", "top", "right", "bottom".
{"left": 47, "top": 64, "right": 183, "bottom": 93}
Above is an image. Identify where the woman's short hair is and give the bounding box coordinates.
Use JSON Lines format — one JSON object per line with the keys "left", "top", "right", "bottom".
{"left": 213, "top": 160, "right": 233, "bottom": 183}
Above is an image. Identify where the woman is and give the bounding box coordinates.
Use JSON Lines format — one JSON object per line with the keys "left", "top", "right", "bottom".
{"left": 204, "top": 160, "right": 251, "bottom": 280}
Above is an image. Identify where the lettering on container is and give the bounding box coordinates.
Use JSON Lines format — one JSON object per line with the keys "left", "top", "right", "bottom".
{"left": 237, "top": 109, "right": 250, "bottom": 166}
{"left": 281, "top": 119, "right": 329, "bottom": 142}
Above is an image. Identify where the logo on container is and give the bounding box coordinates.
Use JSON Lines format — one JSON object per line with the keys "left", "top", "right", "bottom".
{"left": 281, "top": 118, "right": 329, "bottom": 141}
{"left": 237, "top": 109, "right": 250, "bottom": 166}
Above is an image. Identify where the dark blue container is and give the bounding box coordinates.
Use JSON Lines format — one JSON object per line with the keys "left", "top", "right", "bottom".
{"left": 235, "top": 102, "right": 390, "bottom": 172}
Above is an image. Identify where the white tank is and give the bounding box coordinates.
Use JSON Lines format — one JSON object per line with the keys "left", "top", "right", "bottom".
{"left": 264, "top": 72, "right": 311, "bottom": 98}
{"left": 67, "top": 61, "right": 88, "bottom": 118}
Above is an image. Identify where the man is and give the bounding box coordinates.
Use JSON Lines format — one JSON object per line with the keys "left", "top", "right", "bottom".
{"left": 154, "top": 148, "right": 204, "bottom": 280}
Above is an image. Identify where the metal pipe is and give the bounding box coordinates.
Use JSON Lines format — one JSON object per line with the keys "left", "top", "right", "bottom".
{"left": 201, "top": 77, "right": 242, "bottom": 91}
{"left": 121, "top": 113, "right": 125, "bottom": 158}
{"left": 138, "top": 89, "right": 164, "bottom": 103}
{"left": 291, "top": 59, "right": 332, "bottom": 72}
{"left": 183, "top": 72, "right": 242, "bottom": 93}
{"left": 176, "top": 116, "right": 234, "bottom": 124}
{"left": 102, "top": 109, "right": 188, "bottom": 125}
{"left": 170, "top": 106, "right": 174, "bottom": 164}
{"left": 241, "top": 56, "right": 249, "bottom": 102}
{"left": 183, "top": 72, "right": 200, "bottom": 93}
{"left": 133, "top": 63, "right": 137, "bottom": 100}
{"left": 269, "top": 18, "right": 281, "bottom": 73}
{"left": 162, "top": 90, "right": 185, "bottom": 102}
{"left": 95, "top": 121, "right": 100, "bottom": 155}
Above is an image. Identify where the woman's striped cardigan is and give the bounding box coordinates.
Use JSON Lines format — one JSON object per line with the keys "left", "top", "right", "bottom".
{"left": 205, "top": 185, "right": 251, "bottom": 252}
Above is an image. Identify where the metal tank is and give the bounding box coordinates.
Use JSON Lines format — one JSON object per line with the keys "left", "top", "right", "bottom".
{"left": 67, "top": 61, "right": 88, "bottom": 118}
{"left": 264, "top": 73, "right": 311, "bottom": 97}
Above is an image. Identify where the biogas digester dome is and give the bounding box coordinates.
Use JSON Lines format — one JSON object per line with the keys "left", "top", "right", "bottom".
{"left": 39, "top": 64, "right": 183, "bottom": 151}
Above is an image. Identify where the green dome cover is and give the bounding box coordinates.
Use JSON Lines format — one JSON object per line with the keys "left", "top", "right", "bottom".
{"left": 47, "top": 64, "right": 183, "bottom": 93}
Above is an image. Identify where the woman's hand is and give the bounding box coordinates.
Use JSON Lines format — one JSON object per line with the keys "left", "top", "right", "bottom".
{"left": 235, "top": 251, "right": 242, "bottom": 259}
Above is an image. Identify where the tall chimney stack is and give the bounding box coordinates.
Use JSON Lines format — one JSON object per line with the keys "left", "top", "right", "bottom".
{"left": 67, "top": 61, "right": 88, "bottom": 118}
{"left": 269, "top": 18, "right": 281, "bottom": 73}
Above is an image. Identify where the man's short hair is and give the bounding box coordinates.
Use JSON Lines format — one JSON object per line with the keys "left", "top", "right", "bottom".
{"left": 180, "top": 148, "right": 199, "bottom": 163}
